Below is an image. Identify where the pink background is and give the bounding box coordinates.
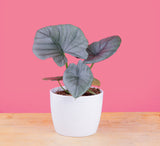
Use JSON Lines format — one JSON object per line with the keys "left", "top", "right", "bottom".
{"left": 0, "top": 0, "right": 160, "bottom": 113}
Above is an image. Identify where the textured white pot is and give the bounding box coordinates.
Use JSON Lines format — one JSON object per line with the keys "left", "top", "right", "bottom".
{"left": 50, "top": 86, "right": 103, "bottom": 137}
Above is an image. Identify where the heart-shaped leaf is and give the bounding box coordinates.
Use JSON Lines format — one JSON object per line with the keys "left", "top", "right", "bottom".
{"left": 63, "top": 60, "right": 93, "bottom": 98}
{"left": 43, "top": 76, "right": 100, "bottom": 87}
{"left": 92, "top": 78, "right": 101, "bottom": 87}
{"left": 43, "top": 76, "right": 63, "bottom": 81}
{"left": 33, "top": 24, "right": 88, "bottom": 67}
{"left": 84, "top": 36, "right": 121, "bottom": 64}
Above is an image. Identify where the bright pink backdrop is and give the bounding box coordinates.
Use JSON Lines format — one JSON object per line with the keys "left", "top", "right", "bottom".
{"left": 0, "top": 0, "right": 160, "bottom": 112}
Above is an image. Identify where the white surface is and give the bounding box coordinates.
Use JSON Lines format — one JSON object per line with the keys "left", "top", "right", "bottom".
{"left": 50, "top": 86, "right": 103, "bottom": 137}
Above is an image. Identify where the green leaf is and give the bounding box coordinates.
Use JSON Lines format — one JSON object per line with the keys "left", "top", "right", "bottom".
{"left": 33, "top": 24, "right": 88, "bottom": 67}
{"left": 43, "top": 76, "right": 63, "bottom": 81}
{"left": 92, "top": 78, "right": 100, "bottom": 87}
{"left": 84, "top": 36, "right": 121, "bottom": 64}
{"left": 63, "top": 60, "right": 93, "bottom": 98}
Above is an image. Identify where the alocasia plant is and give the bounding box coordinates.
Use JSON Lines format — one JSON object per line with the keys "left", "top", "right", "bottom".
{"left": 33, "top": 24, "right": 121, "bottom": 98}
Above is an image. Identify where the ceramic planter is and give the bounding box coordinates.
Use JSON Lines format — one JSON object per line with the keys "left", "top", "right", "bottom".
{"left": 50, "top": 86, "right": 103, "bottom": 137}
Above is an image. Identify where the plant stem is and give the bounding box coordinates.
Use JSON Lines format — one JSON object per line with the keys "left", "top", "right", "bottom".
{"left": 90, "top": 63, "right": 94, "bottom": 69}
{"left": 87, "top": 89, "right": 96, "bottom": 95}
{"left": 58, "top": 80, "right": 70, "bottom": 94}
{"left": 65, "top": 62, "right": 68, "bottom": 68}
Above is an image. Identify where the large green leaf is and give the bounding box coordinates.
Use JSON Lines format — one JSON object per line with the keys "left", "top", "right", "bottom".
{"left": 63, "top": 60, "right": 93, "bottom": 98}
{"left": 33, "top": 24, "right": 88, "bottom": 66}
{"left": 84, "top": 36, "right": 121, "bottom": 64}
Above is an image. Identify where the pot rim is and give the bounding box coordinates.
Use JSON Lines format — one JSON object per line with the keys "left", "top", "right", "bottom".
{"left": 50, "top": 86, "right": 103, "bottom": 99}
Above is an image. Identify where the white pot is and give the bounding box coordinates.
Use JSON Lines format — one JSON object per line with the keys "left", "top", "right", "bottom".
{"left": 50, "top": 86, "right": 103, "bottom": 137}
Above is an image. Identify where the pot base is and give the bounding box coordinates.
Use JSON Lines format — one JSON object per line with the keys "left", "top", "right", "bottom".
{"left": 55, "top": 128, "right": 97, "bottom": 137}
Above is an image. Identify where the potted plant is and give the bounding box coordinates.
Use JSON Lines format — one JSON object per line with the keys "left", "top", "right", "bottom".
{"left": 32, "top": 24, "right": 121, "bottom": 137}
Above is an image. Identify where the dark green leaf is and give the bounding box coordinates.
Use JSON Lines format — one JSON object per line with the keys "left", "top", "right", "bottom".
{"left": 84, "top": 36, "right": 121, "bottom": 64}
{"left": 33, "top": 24, "right": 88, "bottom": 66}
{"left": 63, "top": 60, "right": 93, "bottom": 98}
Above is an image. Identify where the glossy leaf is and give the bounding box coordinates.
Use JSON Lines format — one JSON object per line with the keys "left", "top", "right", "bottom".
{"left": 43, "top": 76, "right": 63, "bottom": 81}
{"left": 63, "top": 60, "right": 93, "bottom": 98}
{"left": 92, "top": 78, "right": 101, "bottom": 87}
{"left": 33, "top": 24, "right": 88, "bottom": 67}
{"left": 84, "top": 36, "right": 121, "bottom": 64}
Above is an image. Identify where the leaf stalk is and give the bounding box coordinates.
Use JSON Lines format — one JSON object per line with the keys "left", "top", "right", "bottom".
{"left": 90, "top": 63, "right": 94, "bottom": 69}
{"left": 58, "top": 80, "right": 70, "bottom": 94}
{"left": 65, "top": 62, "right": 68, "bottom": 68}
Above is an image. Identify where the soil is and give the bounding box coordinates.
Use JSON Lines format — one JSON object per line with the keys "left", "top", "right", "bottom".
{"left": 55, "top": 87, "right": 101, "bottom": 96}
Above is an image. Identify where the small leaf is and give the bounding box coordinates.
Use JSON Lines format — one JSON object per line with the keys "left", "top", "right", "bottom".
{"left": 92, "top": 78, "right": 101, "bottom": 87}
{"left": 33, "top": 24, "right": 88, "bottom": 67}
{"left": 84, "top": 36, "right": 121, "bottom": 64}
{"left": 63, "top": 60, "right": 93, "bottom": 98}
{"left": 43, "top": 76, "right": 63, "bottom": 81}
